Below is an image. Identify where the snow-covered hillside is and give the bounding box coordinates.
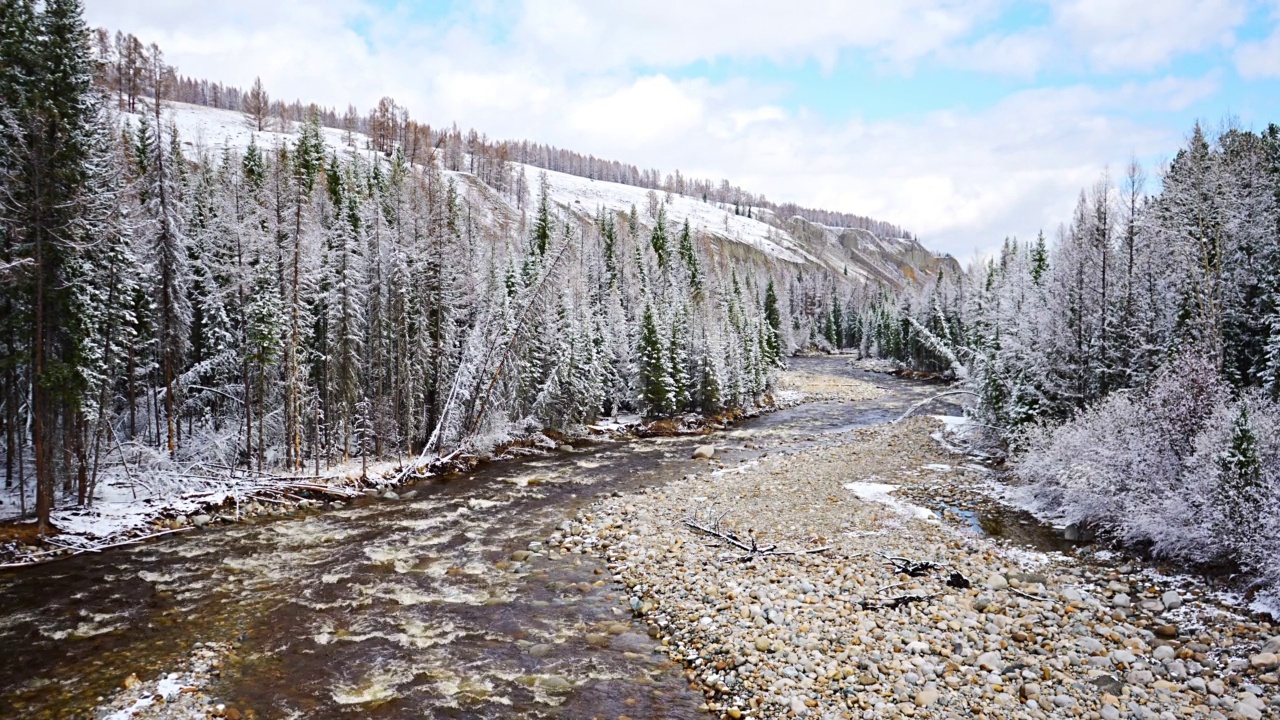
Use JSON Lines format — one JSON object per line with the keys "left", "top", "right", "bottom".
{"left": 144, "top": 102, "right": 948, "bottom": 288}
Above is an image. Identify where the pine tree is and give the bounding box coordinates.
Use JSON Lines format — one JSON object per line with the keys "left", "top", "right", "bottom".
{"left": 1030, "top": 230, "right": 1048, "bottom": 285}
{"left": 531, "top": 172, "right": 551, "bottom": 257}
{"left": 637, "top": 305, "right": 672, "bottom": 418}
{"left": 650, "top": 205, "right": 669, "bottom": 269}
{"left": 1, "top": 0, "right": 104, "bottom": 531}
{"left": 677, "top": 219, "right": 701, "bottom": 294}
{"left": 763, "top": 278, "right": 783, "bottom": 366}
{"left": 1213, "top": 403, "right": 1267, "bottom": 552}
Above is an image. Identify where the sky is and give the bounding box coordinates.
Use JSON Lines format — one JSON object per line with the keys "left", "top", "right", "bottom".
{"left": 87, "top": 0, "right": 1280, "bottom": 261}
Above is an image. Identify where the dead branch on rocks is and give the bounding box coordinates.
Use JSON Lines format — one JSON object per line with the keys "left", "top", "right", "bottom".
{"left": 892, "top": 390, "right": 979, "bottom": 424}
{"left": 1008, "top": 587, "right": 1048, "bottom": 602}
{"left": 858, "top": 592, "right": 937, "bottom": 610}
{"left": 875, "top": 551, "right": 944, "bottom": 577}
{"left": 684, "top": 509, "right": 830, "bottom": 561}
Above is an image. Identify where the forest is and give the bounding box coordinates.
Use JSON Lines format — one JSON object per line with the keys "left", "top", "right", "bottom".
{"left": 860, "top": 123, "right": 1280, "bottom": 607}
{"left": 2, "top": 1, "right": 829, "bottom": 535}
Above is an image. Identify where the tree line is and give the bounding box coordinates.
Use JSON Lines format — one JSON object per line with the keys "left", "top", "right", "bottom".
{"left": 866, "top": 120, "right": 1280, "bottom": 606}
{"left": 1, "top": 1, "right": 806, "bottom": 534}
{"left": 89, "top": 30, "right": 915, "bottom": 240}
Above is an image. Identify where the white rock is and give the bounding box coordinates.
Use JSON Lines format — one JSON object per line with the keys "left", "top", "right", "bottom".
{"left": 1162, "top": 590, "right": 1183, "bottom": 610}
{"left": 692, "top": 445, "right": 715, "bottom": 460}
{"left": 789, "top": 696, "right": 808, "bottom": 716}
{"left": 914, "top": 689, "right": 939, "bottom": 707}
{"left": 985, "top": 574, "right": 1009, "bottom": 591}
{"left": 1112, "top": 649, "right": 1138, "bottom": 664}
{"left": 976, "top": 651, "right": 1003, "bottom": 671}
{"left": 1233, "top": 704, "right": 1262, "bottom": 720}
{"left": 1077, "top": 638, "right": 1105, "bottom": 654}
{"left": 1112, "top": 593, "right": 1131, "bottom": 608}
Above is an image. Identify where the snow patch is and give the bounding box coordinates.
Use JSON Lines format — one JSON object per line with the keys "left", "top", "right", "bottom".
{"left": 844, "top": 481, "right": 937, "bottom": 522}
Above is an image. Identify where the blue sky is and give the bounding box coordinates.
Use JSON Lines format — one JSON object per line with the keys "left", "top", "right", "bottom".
{"left": 89, "top": 0, "right": 1280, "bottom": 260}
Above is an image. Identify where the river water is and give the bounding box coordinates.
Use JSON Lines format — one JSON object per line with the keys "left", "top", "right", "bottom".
{"left": 0, "top": 358, "right": 1041, "bottom": 719}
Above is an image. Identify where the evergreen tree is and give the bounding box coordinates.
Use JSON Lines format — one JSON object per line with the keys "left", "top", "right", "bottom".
{"left": 531, "top": 172, "right": 552, "bottom": 257}
{"left": 677, "top": 218, "right": 701, "bottom": 294}
{"left": 1213, "top": 403, "right": 1267, "bottom": 552}
{"left": 650, "top": 205, "right": 669, "bottom": 269}
{"left": 637, "top": 305, "right": 673, "bottom": 418}
{"left": 1, "top": 0, "right": 104, "bottom": 531}
{"left": 762, "top": 278, "right": 783, "bottom": 366}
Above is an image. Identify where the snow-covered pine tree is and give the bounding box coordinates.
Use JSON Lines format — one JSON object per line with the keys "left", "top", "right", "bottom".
{"left": 637, "top": 305, "right": 673, "bottom": 418}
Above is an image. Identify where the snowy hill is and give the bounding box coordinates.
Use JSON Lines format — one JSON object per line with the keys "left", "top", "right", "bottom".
{"left": 147, "top": 101, "right": 952, "bottom": 289}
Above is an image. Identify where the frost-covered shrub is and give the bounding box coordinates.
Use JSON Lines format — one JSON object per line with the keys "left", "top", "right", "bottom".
{"left": 1017, "top": 351, "right": 1280, "bottom": 600}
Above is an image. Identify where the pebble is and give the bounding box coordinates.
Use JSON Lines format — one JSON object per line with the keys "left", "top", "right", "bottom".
{"left": 913, "top": 689, "right": 939, "bottom": 707}
{"left": 1251, "top": 653, "right": 1278, "bottom": 670}
{"left": 556, "top": 388, "right": 1280, "bottom": 720}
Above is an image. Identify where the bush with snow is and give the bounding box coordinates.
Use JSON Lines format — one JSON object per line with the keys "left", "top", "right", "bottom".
{"left": 1017, "top": 351, "right": 1280, "bottom": 603}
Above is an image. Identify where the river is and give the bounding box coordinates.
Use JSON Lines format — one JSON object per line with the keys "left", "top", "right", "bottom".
{"left": 0, "top": 357, "right": 1047, "bottom": 719}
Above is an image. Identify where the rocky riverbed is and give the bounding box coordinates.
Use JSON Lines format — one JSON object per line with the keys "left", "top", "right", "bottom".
{"left": 92, "top": 643, "right": 235, "bottom": 720}
{"left": 564, "top": 416, "right": 1280, "bottom": 719}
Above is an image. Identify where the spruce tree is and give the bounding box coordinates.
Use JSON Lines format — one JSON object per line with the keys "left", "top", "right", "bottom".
{"left": 677, "top": 219, "right": 701, "bottom": 293}
{"left": 763, "top": 279, "right": 783, "bottom": 366}
{"left": 1, "top": 0, "right": 103, "bottom": 531}
{"left": 1213, "top": 404, "right": 1266, "bottom": 552}
{"left": 650, "top": 205, "right": 669, "bottom": 269}
{"left": 637, "top": 305, "right": 672, "bottom": 418}
{"left": 531, "top": 173, "right": 551, "bottom": 257}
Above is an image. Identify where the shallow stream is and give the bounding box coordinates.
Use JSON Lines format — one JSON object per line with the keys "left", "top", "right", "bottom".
{"left": 0, "top": 358, "right": 1064, "bottom": 719}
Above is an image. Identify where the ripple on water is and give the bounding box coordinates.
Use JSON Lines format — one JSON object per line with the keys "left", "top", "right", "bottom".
{"left": 330, "top": 665, "right": 415, "bottom": 705}
{"left": 38, "top": 613, "right": 126, "bottom": 641}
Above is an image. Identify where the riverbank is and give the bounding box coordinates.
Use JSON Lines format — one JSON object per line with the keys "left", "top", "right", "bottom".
{"left": 575, "top": 416, "right": 1280, "bottom": 719}
{"left": 0, "top": 406, "right": 746, "bottom": 571}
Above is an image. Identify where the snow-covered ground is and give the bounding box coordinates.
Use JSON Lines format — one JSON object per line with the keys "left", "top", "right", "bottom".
{"left": 0, "top": 457, "right": 406, "bottom": 568}
{"left": 143, "top": 102, "right": 921, "bottom": 281}
{"left": 844, "top": 479, "right": 938, "bottom": 522}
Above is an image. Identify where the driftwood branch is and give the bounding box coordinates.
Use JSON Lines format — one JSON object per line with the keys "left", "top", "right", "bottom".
{"left": 684, "top": 510, "right": 830, "bottom": 561}
{"left": 892, "top": 390, "right": 980, "bottom": 424}
{"left": 875, "top": 550, "right": 945, "bottom": 577}
{"left": 858, "top": 592, "right": 937, "bottom": 610}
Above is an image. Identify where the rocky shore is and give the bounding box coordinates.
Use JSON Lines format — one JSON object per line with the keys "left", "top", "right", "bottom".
{"left": 92, "top": 643, "right": 236, "bottom": 720}
{"left": 564, "top": 416, "right": 1280, "bottom": 719}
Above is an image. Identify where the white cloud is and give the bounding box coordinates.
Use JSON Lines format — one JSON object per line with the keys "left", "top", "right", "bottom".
{"left": 1053, "top": 0, "right": 1247, "bottom": 73}
{"left": 512, "top": 0, "right": 1000, "bottom": 72}
{"left": 567, "top": 75, "right": 706, "bottom": 143}
{"left": 1235, "top": 2, "right": 1280, "bottom": 79}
